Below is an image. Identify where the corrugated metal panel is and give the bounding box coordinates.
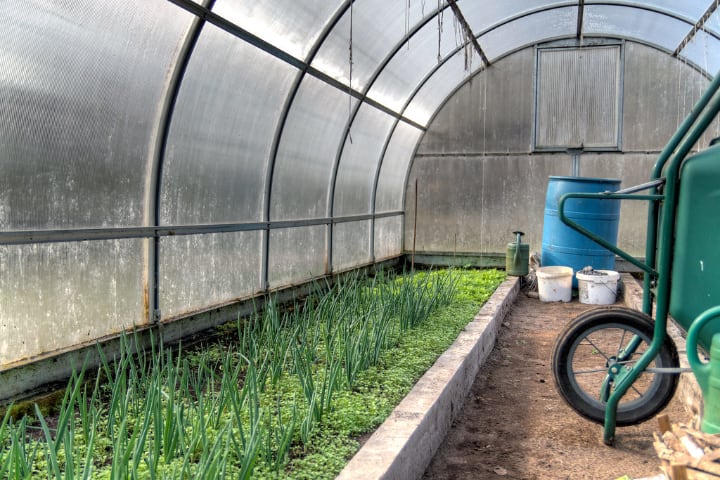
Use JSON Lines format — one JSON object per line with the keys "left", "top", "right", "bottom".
{"left": 535, "top": 45, "right": 622, "bottom": 149}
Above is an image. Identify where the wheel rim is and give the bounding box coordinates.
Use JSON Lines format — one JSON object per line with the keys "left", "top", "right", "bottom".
{"left": 564, "top": 322, "right": 666, "bottom": 414}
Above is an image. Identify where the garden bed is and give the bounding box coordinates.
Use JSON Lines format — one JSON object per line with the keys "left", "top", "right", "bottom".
{"left": 0, "top": 268, "right": 505, "bottom": 479}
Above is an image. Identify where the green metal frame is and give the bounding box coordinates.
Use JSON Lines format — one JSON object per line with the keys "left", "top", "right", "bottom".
{"left": 557, "top": 70, "right": 720, "bottom": 445}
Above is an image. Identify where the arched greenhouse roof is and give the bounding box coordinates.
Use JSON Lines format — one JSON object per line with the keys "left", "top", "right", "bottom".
{"left": 1, "top": 0, "right": 719, "bottom": 375}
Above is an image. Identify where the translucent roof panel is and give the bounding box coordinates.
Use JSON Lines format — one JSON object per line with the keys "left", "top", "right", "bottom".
{"left": 706, "top": 7, "right": 720, "bottom": 37}
{"left": 479, "top": 7, "right": 578, "bottom": 62}
{"left": 583, "top": 5, "right": 691, "bottom": 53}
{"left": 584, "top": 0, "right": 710, "bottom": 22}
{"left": 375, "top": 123, "right": 424, "bottom": 213}
{"left": 679, "top": 30, "right": 720, "bottom": 77}
{"left": 211, "top": 0, "right": 340, "bottom": 60}
{"left": 404, "top": 48, "right": 483, "bottom": 126}
{"left": 312, "top": 0, "right": 437, "bottom": 91}
{"left": 271, "top": 76, "right": 358, "bottom": 221}
{"left": 456, "top": 0, "right": 571, "bottom": 33}
{"left": 0, "top": 0, "right": 191, "bottom": 229}
{"left": 366, "top": 8, "right": 472, "bottom": 113}
{"left": 161, "top": 25, "right": 297, "bottom": 225}
{"left": 334, "top": 105, "right": 396, "bottom": 216}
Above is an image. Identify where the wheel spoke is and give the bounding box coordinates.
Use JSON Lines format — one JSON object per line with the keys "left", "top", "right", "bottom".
{"left": 579, "top": 336, "right": 611, "bottom": 362}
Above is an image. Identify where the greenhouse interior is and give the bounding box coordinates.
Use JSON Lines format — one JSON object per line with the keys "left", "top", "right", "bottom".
{"left": 2, "top": 0, "right": 720, "bottom": 478}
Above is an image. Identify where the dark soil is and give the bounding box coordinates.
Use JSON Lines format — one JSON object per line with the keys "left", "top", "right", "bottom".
{"left": 423, "top": 291, "right": 687, "bottom": 480}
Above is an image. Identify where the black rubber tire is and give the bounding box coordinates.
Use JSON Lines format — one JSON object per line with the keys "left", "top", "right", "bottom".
{"left": 552, "top": 307, "right": 679, "bottom": 426}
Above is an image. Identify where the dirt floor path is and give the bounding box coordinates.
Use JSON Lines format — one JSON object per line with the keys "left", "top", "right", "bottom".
{"left": 423, "top": 291, "right": 688, "bottom": 480}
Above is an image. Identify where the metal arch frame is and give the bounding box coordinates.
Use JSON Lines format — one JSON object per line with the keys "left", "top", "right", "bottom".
{"left": 326, "top": 2, "right": 449, "bottom": 272}
{"left": 162, "top": 0, "right": 424, "bottom": 291}
{"left": 147, "top": 0, "right": 216, "bottom": 324}
{"left": 261, "top": 0, "right": 353, "bottom": 290}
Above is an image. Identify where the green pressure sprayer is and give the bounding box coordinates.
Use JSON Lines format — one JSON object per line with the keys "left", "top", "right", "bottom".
{"left": 505, "top": 231, "right": 529, "bottom": 276}
{"left": 687, "top": 306, "right": 720, "bottom": 434}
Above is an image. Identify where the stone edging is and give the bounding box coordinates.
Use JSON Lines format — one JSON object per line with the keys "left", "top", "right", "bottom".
{"left": 336, "top": 276, "right": 521, "bottom": 480}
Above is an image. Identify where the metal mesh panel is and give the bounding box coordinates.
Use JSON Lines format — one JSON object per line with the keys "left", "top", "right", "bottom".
{"left": 159, "top": 232, "right": 262, "bottom": 319}
{"left": 0, "top": 240, "right": 145, "bottom": 366}
{"left": 535, "top": 46, "right": 622, "bottom": 149}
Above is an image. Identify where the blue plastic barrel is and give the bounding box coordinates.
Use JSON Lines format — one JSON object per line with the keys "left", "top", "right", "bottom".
{"left": 541, "top": 176, "right": 621, "bottom": 288}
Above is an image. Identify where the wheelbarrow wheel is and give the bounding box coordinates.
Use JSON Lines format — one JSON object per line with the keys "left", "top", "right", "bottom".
{"left": 552, "top": 307, "right": 679, "bottom": 426}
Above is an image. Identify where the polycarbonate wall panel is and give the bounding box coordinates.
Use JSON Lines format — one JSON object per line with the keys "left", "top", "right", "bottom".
{"left": 334, "top": 106, "right": 395, "bottom": 216}
{"left": 0, "top": 240, "right": 145, "bottom": 365}
{"left": 374, "top": 216, "right": 404, "bottom": 260}
{"left": 0, "top": 1, "right": 191, "bottom": 229}
{"left": 159, "top": 232, "right": 262, "bottom": 319}
{"left": 376, "top": 123, "right": 424, "bottom": 212}
{"left": 272, "top": 76, "right": 358, "bottom": 220}
{"left": 404, "top": 49, "right": 482, "bottom": 126}
{"left": 312, "top": 0, "right": 437, "bottom": 90}
{"left": 367, "top": 10, "right": 468, "bottom": 113}
{"left": 333, "top": 221, "right": 371, "bottom": 271}
{"left": 679, "top": 31, "right": 720, "bottom": 77}
{"left": 211, "top": 0, "right": 340, "bottom": 60}
{"left": 479, "top": 8, "right": 577, "bottom": 61}
{"left": 161, "top": 26, "right": 297, "bottom": 225}
{"left": 583, "top": 5, "right": 690, "bottom": 53}
{"left": 269, "top": 226, "right": 326, "bottom": 288}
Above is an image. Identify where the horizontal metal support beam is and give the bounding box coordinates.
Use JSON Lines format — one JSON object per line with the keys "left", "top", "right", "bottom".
{"left": 0, "top": 212, "right": 403, "bottom": 246}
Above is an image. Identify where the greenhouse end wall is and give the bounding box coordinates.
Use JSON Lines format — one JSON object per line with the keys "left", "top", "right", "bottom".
{"left": 407, "top": 41, "right": 719, "bottom": 260}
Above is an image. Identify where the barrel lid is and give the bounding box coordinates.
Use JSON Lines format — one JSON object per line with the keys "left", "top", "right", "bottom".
{"left": 549, "top": 176, "right": 621, "bottom": 184}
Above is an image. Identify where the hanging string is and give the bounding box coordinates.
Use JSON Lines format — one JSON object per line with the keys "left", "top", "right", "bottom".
{"left": 348, "top": 0, "right": 354, "bottom": 143}
{"left": 437, "top": 0, "right": 443, "bottom": 63}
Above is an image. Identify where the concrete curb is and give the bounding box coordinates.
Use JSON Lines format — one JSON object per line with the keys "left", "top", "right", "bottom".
{"left": 336, "top": 276, "right": 520, "bottom": 480}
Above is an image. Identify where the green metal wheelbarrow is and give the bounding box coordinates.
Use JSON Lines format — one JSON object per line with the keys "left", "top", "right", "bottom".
{"left": 550, "top": 70, "right": 720, "bottom": 445}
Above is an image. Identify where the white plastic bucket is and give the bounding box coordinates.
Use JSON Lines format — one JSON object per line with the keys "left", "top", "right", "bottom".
{"left": 576, "top": 270, "right": 620, "bottom": 305}
{"left": 536, "top": 266, "right": 573, "bottom": 302}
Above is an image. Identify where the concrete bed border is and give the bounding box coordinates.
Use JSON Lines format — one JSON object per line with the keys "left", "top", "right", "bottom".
{"left": 337, "top": 276, "right": 521, "bottom": 480}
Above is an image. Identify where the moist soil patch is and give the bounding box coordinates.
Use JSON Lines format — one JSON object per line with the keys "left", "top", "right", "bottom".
{"left": 423, "top": 292, "right": 687, "bottom": 480}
